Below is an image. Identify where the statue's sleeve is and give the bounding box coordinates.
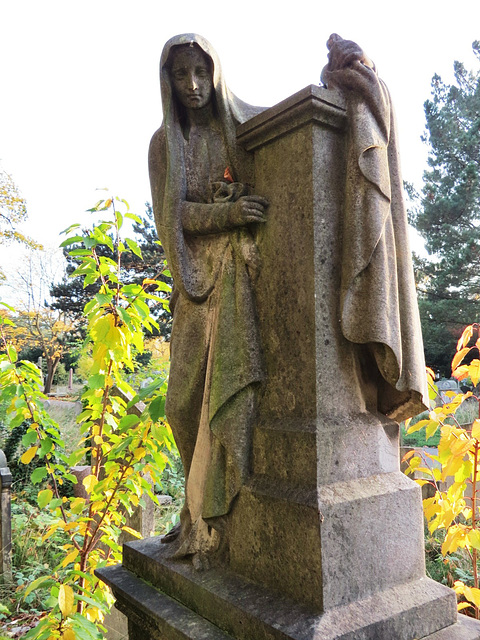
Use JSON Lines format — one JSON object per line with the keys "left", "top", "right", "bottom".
{"left": 331, "top": 64, "right": 428, "bottom": 421}
{"left": 148, "top": 127, "right": 168, "bottom": 243}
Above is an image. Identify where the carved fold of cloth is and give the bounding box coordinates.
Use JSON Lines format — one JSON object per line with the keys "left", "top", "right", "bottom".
{"left": 165, "top": 194, "right": 263, "bottom": 559}
{"left": 168, "top": 220, "right": 263, "bottom": 560}
{"left": 324, "top": 57, "right": 429, "bottom": 422}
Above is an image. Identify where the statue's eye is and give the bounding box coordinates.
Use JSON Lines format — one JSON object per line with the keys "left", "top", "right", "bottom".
{"left": 196, "top": 68, "right": 209, "bottom": 77}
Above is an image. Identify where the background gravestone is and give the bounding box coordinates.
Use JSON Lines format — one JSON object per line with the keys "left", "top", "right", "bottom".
{"left": 0, "top": 449, "right": 12, "bottom": 582}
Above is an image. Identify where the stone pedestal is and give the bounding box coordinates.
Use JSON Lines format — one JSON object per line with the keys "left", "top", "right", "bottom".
{"left": 97, "top": 85, "right": 480, "bottom": 639}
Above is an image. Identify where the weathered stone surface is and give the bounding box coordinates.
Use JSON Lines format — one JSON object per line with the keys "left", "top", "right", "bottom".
{"left": 96, "top": 35, "right": 480, "bottom": 640}
{"left": 97, "top": 544, "right": 466, "bottom": 639}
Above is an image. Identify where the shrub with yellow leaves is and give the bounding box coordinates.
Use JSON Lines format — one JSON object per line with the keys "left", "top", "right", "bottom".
{"left": 404, "top": 324, "right": 480, "bottom": 618}
{"left": 0, "top": 198, "right": 174, "bottom": 640}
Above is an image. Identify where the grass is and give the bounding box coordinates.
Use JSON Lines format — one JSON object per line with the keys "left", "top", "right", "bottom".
{"left": 43, "top": 399, "right": 82, "bottom": 457}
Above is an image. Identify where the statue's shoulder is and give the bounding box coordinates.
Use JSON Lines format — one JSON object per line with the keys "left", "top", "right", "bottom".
{"left": 149, "top": 126, "right": 166, "bottom": 153}
{"left": 149, "top": 126, "right": 166, "bottom": 174}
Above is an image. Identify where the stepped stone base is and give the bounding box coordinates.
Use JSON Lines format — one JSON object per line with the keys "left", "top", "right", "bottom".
{"left": 96, "top": 538, "right": 480, "bottom": 640}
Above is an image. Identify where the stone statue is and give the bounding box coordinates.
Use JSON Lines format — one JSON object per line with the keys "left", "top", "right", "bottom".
{"left": 101, "top": 34, "right": 473, "bottom": 640}
{"left": 148, "top": 34, "right": 268, "bottom": 567}
{"left": 149, "top": 32, "right": 427, "bottom": 568}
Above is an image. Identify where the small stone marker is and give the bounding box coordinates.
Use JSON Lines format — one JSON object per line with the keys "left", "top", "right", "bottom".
{"left": 0, "top": 450, "right": 12, "bottom": 581}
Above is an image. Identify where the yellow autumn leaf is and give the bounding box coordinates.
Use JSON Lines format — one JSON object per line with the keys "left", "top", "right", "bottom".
{"left": 20, "top": 446, "right": 38, "bottom": 464}
{"left": 130, "top": 494, "right": 139, "bottom": 507}
{"left": 453, "top": 365, "right": 470, "bottom": 381}
{"left": 58, "top": 584, "right": 74, "bottom": 617}
{"left": 85, "top": 606, "right": 103, "bottom": 622}
{"left": 134, "top": 447, "right": 146, "bottom": 460}
{"left": 122, "top": 526, "right": 142, "bottom": 539}
{"left": 401, "top": 450, "right": 415, "bottom": 463}
{"left": 82, "top": 474, "right": 98, "bottom": 494}
{"left": 472, "top": 420, "right": 480, "bottom": 441}
{"left": 454, "top": 580, "right": 465, "bottom": 595}
{"left": 414, "top": 479, "right": 429, "bottom": 487}
{"left": 449, "top": 437, "right": 473, "bottom": 458}
{"left": 457, "top": 325, "right": 474, "bottom": 351}
{"left": 69, "top": 497, "right": 85, "bottom": 515}
{"left": 464, "top": 585, "right": 480, "bottom": 608}
{"left": 61, "top": 549, "right": 79, "bottom": 568}
{"left": 425, "top": 421, "right": 439, "bottom": 441}
{"left": 442, "top": 526, "right": 463, "bottom": 555}
{"left": 469, "top": 529, "right": 480, "bottom": 550}
{"left": 62, "top": 629, "right": 76, "bottom": 640}
{"left": 406, "top": 419, "right": 430, "bottom": 434}
{"left": 424, "top": 498, "right": 440, "bottom": 522}
{"left": 458, "top": 602, "right": 472, "bottom": 612}
{"left": 452, "top": 347, "right": 470, "bottom": 372}
{"left": 469, "top": 360, "right": 480, "bottom": 386}
{"left": 42, "top": 522, "right": 60, "bottom": 542}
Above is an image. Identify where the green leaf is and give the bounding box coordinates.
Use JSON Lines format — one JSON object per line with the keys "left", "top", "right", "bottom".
{"left": 24, "top": 575, "right": 55, "bottom": 597}
{"left": 60, "top": 234, "right": 85, "bottom": 248}
{"left": 37, "top": 489, "right": 53, "bottom": 508}
{"left": 61, "top": 222, "right": 81, "bottom": 235}
{"left": 39, "top": 437, "right": 54, "bottom": 457}
{"left": 31, "top": 467, "right": 48, "bottom": 484}
{"left": 69, "top": 249, "right": 93, "bottom": 257}
{"left": 124, "top": 212, "right": 142, "bottom": 223}
{"left": 119, "top": 414, "right": 140, "bottom": 429}
{"left": 115, "top": 210, "right": 124, "bottom": 230}
{"left": 7, "top": 345, "right": 17, "bottom": 362}
{"left": 87, "top": 374, "right": 106, "bottom": 390}
{"left": 22, "top": 429, "right": 38, "bottom": 447}
{"left": 71, "top": 612, "right": 103, "bottom": 639}
{"left": 149, "top": 395, "right": 166, "bottom": 422}
{"left": 95, "top": 293, "right": 112, "bottom": 306}
{"left": 125, "top": 238, "right": 142, "bottom": 258}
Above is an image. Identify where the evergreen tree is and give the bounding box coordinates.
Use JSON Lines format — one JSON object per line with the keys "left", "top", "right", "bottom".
{"left": 411, "top": 41, "right": 480, "bottom": 376}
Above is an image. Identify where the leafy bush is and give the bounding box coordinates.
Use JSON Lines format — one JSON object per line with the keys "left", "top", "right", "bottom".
{"left": 0, "top": 197, "right": 175, "bottom": 639}
{"left": 404, "top": 325, "right": 480, "bottom": 618}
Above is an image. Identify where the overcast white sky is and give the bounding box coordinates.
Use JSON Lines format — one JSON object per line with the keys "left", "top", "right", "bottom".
{"left": 1, "top": 0, "right": 480, "bottom": 288}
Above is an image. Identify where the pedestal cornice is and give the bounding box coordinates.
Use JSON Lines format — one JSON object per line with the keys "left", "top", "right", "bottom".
{"left": 237, "top": 84, "right": 346, "bottom": 151}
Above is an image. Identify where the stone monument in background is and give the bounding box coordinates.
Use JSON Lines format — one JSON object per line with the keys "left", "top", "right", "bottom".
{"left": 97, "top": 33, "right": 480, "bottom": 639}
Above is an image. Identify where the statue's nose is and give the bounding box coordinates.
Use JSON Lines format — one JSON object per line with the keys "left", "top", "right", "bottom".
{"left": 189, "top": 74, "right": 199, "bottom": 91}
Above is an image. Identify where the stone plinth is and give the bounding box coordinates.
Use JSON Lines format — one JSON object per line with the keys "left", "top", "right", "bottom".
{"left": 97, "top": 85, "right": 480, "bottom": 639}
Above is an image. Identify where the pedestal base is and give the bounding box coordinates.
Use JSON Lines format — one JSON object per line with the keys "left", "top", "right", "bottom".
{"left": 96, "top": 538, "right": 480, "bottom": 640}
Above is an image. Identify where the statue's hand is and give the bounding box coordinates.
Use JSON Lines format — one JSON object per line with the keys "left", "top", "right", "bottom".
{"left": 228, "top": 195, "right": 269, "bottom": 228}
{"left": 326, "top": 33, "right": 374, "bottom": 72}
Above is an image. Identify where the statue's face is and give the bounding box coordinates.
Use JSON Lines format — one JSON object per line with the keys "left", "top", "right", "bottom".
{"left": 170, "top": 46, "right": 213, "bottom": 110}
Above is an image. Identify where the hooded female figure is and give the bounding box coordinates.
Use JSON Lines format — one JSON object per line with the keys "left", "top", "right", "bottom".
{"left": 149, "top": 34, "right": 267, "bottom": 565}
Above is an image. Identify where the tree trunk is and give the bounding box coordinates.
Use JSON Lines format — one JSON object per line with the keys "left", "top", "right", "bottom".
{"left": 43, "top": 355, "right": 60, "bottom": 394}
